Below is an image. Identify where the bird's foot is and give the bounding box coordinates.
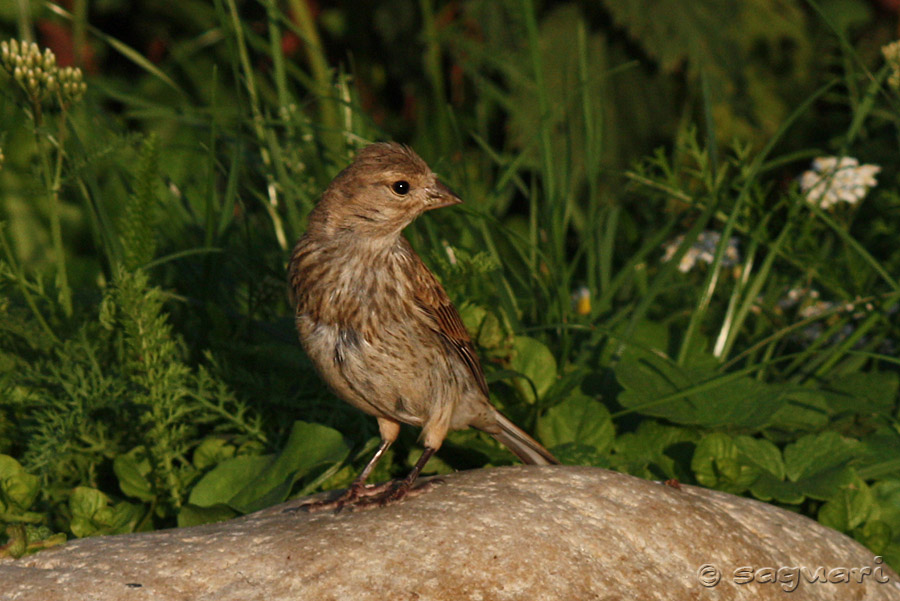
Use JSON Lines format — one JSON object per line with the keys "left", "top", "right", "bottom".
{"left": 284, "top": 478, "right": 443, "bottom": 514}
{"left": 349, "top": 477, "right": 443, "bottom": 511}
{"left": 283, "top": 480, "right": 394, "bottom": 514}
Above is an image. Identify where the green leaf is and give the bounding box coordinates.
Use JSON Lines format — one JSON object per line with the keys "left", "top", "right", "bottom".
{"left": 458, "top": 302, "right": 487, "bottom": 338}
{"left": 768, "top": 390, "right": 830, "bottom": 431}
{"left": 68, "top": 487, "right": 140, "bottom": 538}
{"left": 734, "top": 436, "right": 785, "bottom": 480}
{"left": 858, "top": 428, "right": 900, "bottom": 480}
{"left": 190, "top": 421, "right": 349, "bottom": 514}
{"left": 601, "top": 319, "right": 669, "bottom": 365}
{"left": 853, "top": 520, "right": 892, "bottom": 554}
{"left": 177, "top": 503, "right": 238, "bottom": 528}
{"left": 820, "top": 371, "right": 899, "bottom": 415}
{"left": 869, "top": 480, "right": 900, "bottom": 533}
{"left": 603, "top": 0, "right": 740, "bottom": 73}
{"left": 818, "top": 0, "right": 872, "bottom": 34}
{"left": 0, "top": 455, "right": 39, "bottom": 512}
{"left": 477, "top": 310, "right": 506, "bottom": 349}
{"left": 818, "top": 478, "right": 873, "bottom": 532}
{"left": 69, "top": 487, "right": 111, "bottom": 527}
{"left": 550, "top": 443, "right": 610, "bottom": 467}
{"left": 536, "top": 392, "right": 614, "bottom": 454}
{"left": 616, "top": 354, "right": 784, "bottom": 428}
{"left": 749, "top": 472, "right": 805, "bottom": 505}
{"left": 509, "top": 336, "right": 557, "bottom": 402}
{"left": 691, "top": 433, "right": 759, "bottom": 494}
{"left": 611, "top": 420, "right": 699, "bottom": 480}
{"left": 113, "top": 447, "right": 155, "bottom": 503}
{"left": 189, "top": 455, "right": 273, "bottom": 508}
{"left": 796, "top": 466, "right": 857, "bottom": 501}
{"left": 193, "top": 438, "right": 237, "bottom": 471}
{"left": 784, "top": 432, "right": 859, "bottom": 482}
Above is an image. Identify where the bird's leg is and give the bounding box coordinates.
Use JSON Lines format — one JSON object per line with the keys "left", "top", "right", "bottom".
{"left": 351, "top": 445, "right": 441, "bottom": 509}
{"left": 287, "top": 418, "right": 399, "bottom": 513}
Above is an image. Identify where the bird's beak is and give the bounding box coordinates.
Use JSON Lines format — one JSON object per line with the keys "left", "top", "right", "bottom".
{"left": 425, "top": 180, "right": 463, "bottom": 210}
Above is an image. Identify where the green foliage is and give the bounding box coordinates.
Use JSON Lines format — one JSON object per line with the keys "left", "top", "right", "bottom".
{"left": 118, "top": 135, "right": 161, "bottom": 271}
{"left": 1, "top": 0, "right": 900, "bottom": 574}
{"left": 187, "top": 420, "right": 348, "bottom": 518}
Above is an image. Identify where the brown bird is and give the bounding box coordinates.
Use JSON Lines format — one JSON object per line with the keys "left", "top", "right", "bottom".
{"left": 288, "top": 142, "right": 558, "bottom": 510}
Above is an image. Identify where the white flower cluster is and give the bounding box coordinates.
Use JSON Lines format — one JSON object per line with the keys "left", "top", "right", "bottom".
{"left": 662, "top": 231, "right": 740, "bottom": 273}
{"left": 774, "top": 287, "right": 881, "bottom": 345}
{"left": 0, "top": 39, "right": 86, "bottom": 105}
{"left": 799, "top": 157, "right": 881, "bottom": 209}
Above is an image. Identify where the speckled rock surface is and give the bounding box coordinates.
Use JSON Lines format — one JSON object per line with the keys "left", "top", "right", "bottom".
{"left": 1, "top": 466, "right": 897, "bottom": 600}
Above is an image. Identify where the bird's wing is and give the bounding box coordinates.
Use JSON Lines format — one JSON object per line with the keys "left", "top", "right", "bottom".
{"left": 410, "top": 257, "right": 490, "bottom": 398}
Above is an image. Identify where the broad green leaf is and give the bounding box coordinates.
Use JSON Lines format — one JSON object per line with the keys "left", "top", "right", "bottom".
{"left": 768, "top": 390, "right": 830, "bottom": 431}
{"left": 177, "top": 503, "right": 238, "bottom": 528}
{"left": 784, "top": 432, "right": 859, "bottom": 482}
{"left": 796, "top": 465, "right": 857, "bottom": 501}
{"left": 858, "top": 428, "right": 900, "bottom": 480}
{"left": 113, "top": 447, "right": 155, "bottom": 502}
{"left": 193, "top": 438, "right": 237, "bottom": 470}
{"left": 820, "top": 371, "right": 898, "bottom": 416}
{"left": 600, "top": 319, "right": 670, "bottom": 366}
{"left": 868, "top": 480, "right": 900, "bottom": 532}
{"left": 819, "top": 0, "right": 873, "bottom": 33}
{"left": 509, "top": 336, "right": 557, "bottom": 402}
{"left": 603, "top": 0, "right": 739, "bottom": 73}
{"left": 458, "top": 302, "right": 487, "bottom": 337}
{"left": 735, "top": 436, "right": 785, "bottom": 480}
{"left": 189, "top": 455, "right": 273, "bottom": 508}
{"left": 190, "top": 421, "right": 349, "bottom": 514}
{"left": 749, "top": 472, "right": 805, "bottom": 505}
{"left": 228, "top": 421, "right": 349, "bottom": 513}
{"left": 612, "top": 420, "right": 698, "bottom": 479}
{"left": 818, "top": 478, "right": 873, "bottom": 532}
{"left": 550, "top": 443, "right": 610, "bottom": 467}
{"left": 692, "top": 433, "right": 759, "bottom": 493}
{"left": 616, "top": 354, "right": 784, "bottom": 428}
{"left": 478, "top": 310, "right": 507, "bottom": 350}
{"left": 878, "top": 543, "right": 900, "bottom": 575}
{"left": 536, "top": 392, "right": 614, "bottom": 454}
{"left": 853, "top": 520, "right": 891, "bottom": 554}
{"left": 0, "top": 454, "right": 39, "bottom": 511}
{"left": 69, "top": 487, "right": 110, "bottom": 523}
{"left": 68, "top": 487, "right": 140, "bottom": 538}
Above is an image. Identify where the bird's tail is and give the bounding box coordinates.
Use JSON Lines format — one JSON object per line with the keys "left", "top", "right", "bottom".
{"left": 489, "top": 410, "right": 559, "bottom": 465}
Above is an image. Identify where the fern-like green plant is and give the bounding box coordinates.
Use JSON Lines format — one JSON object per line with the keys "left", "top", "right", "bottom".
{"left": 118, "top": 135, "right": 160, "bottom": 271}
{"left": 3, "top": 268, "right": 265, "bottom": 530}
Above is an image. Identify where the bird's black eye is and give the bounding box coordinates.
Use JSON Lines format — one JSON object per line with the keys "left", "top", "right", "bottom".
{"left": 391, "top": 180, "right": 410, "bottom": 195}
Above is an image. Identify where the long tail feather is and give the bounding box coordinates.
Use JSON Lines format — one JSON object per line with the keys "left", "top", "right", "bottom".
{"left": 489, "top": 411, "right": 559, "bottom": 465}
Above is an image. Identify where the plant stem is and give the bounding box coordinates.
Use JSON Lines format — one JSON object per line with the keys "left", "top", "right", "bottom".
{"left": 286, "top": 0, "right": 340, "bottom": 154}
{"left": 33, "top": 99, "right": 73, "bottom": 317}
{"left": 0, "top": 226, "right": 59, "bottom": 343}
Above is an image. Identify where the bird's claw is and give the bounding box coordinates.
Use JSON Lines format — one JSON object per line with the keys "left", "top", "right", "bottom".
{"left": 283, "top": 478, "right": 444, "bottom": 514}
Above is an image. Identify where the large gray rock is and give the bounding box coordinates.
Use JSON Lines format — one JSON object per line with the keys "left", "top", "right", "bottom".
{"left": 1, "top": 466, "right": 897, "bottom": 600}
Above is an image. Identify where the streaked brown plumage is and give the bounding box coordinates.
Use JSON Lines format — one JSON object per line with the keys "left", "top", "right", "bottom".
{"left": 289, "top": 142, "right": 558, "bottom": 509}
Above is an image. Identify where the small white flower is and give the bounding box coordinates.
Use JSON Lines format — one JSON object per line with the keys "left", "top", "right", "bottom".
{"left": 799, "top": 156, "right": 881, "bottom": 209}
{"left": 662, "top": 231, "right": 740, "bottom": 273}
{"left": 777, "top": 287, "right": 819, "bottom": 311}
{"left": 798, "top": 299, "right": 835, "bottom": 320}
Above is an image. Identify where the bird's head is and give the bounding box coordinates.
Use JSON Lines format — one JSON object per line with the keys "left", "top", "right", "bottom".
{"left": 310, "top": 143, "right": 462, "bottom": 240}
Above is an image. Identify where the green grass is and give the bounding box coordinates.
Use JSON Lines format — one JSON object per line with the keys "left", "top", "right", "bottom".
{"left": 1, "top": 0, "right": 900, "bottom": 568}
